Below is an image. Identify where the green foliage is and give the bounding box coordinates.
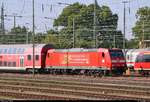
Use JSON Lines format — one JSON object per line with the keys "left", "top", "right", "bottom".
{"left": 11, "top": 26, "right": 27, "bottom": 34}
{"left": 126, "top": 39, "right": 139, "bottom": 49}
{"left": 0, "top": 26, "right": 32, "bottom": 44}
{"left": 132, "top": 6, "right": 150, "bottom": 45}
{"left": 52, "top": 2, "right": 123, "bottom": 48}
{"left": 54, "top": 2, "right": 86, "bottom": 27}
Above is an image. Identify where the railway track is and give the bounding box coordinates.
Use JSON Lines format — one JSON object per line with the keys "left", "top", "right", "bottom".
{"left": 0, "top": 76, "right": 149, "bottom": 100}
{"left": 0, "top": 73, "right": 150, "bottom": 86}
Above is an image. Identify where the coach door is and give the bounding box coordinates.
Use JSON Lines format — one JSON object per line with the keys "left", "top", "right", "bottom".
{"left": 20, "top": 56, "right": 24, "bottom": 67}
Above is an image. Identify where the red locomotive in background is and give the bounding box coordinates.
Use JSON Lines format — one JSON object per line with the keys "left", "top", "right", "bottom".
{"left": 0, "top": 44, "right": 126, "bottom": 76}
{"left": 125, "top": 48, "right": 150, "bottom": 75}
{"left": 134, "top": 51, "right": 150, "bottom": 75}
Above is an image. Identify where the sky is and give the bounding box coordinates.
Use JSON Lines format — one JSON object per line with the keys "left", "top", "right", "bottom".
{"left": 0, "top": 0, "right": 150, "bottom": 40}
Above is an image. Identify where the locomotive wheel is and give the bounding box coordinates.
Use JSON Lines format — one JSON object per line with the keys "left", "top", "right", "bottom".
{"left": 104, "top": 70, "right": 111, "bottom": 76}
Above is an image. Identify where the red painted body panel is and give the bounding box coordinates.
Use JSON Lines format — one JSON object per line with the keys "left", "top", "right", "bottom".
{"left": 134, "top": 62, "right": 150, "bottom": 69}
{"left": 46, "top": 52, "right": 101, "bottom": 67}
{"left": 0, "top": 54, "right": 21, "bottom": 67}
{"left": 46, "top": 48, "right": 126, "bottom": 70}
{"left": 134, "top": 51, "right": 150, "bottom": 70}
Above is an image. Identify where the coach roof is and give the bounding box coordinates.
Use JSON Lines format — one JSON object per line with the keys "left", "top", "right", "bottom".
{"left": 0, "top": 44, "right": 53, "bottom": 54}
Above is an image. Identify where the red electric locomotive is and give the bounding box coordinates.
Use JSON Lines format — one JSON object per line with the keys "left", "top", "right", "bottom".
{"left": 45, "top": 48, "right": 126, "bottom": 76}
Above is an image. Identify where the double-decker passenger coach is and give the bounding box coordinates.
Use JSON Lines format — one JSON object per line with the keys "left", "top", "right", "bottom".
{"left": 0, "top": 44, "right": 53, "bottom": 73}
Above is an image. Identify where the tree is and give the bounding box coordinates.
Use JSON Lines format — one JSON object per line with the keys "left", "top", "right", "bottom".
{"left": 11, "top": 26, "right": 27, "bottom": 34}
{"left": 4, "top": 26, "right": 32, "bottom": 44}
{"left": 54, "top": 2, "right": 86, "bottom": 27}
{"left": 132, "top": 7, "right": 150, "bottom": 47}
{"left": 126, "top": 39, "right": 139, "bottom": 48}
{"left": 53, "top": 2, "right": 123, "bottom": 48}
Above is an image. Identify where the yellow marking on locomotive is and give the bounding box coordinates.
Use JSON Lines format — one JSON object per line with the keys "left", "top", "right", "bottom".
{"left": 62, "top": 55, "right": 68, "bottom": 64}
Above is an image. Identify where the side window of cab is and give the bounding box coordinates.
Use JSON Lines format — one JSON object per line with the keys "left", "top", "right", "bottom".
{"left": 47, "top": 53, "right": 50, "bottom": 58}
{"left": 102, "top": 52, "right": 105, "bottom": 58}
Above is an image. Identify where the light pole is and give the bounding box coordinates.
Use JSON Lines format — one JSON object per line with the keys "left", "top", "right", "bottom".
{"left": 1, "top": 3, "right": 5, "bottom": 44}
{"left": 122, "top": 1, "right": 128, "bottom": 51}
{"left": 93, "top": 0, "right": 97, "bottom": 48}
{"left": 32, "top": 0, "right": 35, "bottom": 76}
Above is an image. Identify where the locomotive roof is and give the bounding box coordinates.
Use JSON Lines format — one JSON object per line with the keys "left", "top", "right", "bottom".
{"left": 54, "top": 48, "right": 98, "bottom": 52}
{"left": 0, "top": 44, "right": 49, "bottom": 48}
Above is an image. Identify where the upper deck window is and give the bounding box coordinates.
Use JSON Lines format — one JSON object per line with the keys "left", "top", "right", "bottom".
{"left": 4, "top": 49, "right": 7, "bottom": 54}
{"left": 17, "top": 48, "right": 21, "bottom": 54}
{"left": 0, "top": 49, "right": 3, "bottom": 54}
{"left": 16, "top": 48, "right": 25, "bottom": 54}
{"left": 8, "top": 48, "right": 12, "bottom": 54}
{"left": 13, "top": 48, "right": 17, "bottom": 54}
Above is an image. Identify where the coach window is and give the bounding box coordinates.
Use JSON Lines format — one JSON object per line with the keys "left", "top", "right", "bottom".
{"left": 8, "top": 62, "right": 11, "bottom": 67}
{"left": 0, "top": 49, "right": 2, "bottom": 54}
{"left": 13, "top": 48, "right": 17, "bottom": 54}
{"left": 35, "top": 55, "right": 39, "bottom": 61}
{"left": 0, "top": 61, "right": 2, "bottom": 66}
{"left": 4, "top": 61, "right": 7, "bottom": 66}
{"left": 27, "top": 55, "right": 31, "bottom": 61}
{"left": 4, "top": 49, "right": 7, "bottom": 54}
{"left": 13, "top": 62, "right": 16, "bottom": 67}
{"left": 8, "top": 48, "right": 12, "bottom": 54}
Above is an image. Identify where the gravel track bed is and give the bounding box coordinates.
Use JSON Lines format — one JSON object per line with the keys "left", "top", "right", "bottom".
{"left": 0, "top": 73, "right": 150, "bottom": 86}
{"left": 0, "top": 82, "right": 149, "bottom": 100}
{"left": 0, "top": 77, "right": 150, "bottom": 91}
{"left": 0, "top": 74, "right": 149, "bottom": 100}
{"left": 0, "top": 77, "right": 149, "bottom": 100}
{"left": 0, "top": 89, "right": 91, "bottom": 100}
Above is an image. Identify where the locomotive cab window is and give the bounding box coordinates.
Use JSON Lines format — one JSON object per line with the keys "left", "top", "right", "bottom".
{"left": 35, "top": 55, "right": 39, "bottom": 61}
{"left": 27, "top": 55, "right": 31, "bottom": 61}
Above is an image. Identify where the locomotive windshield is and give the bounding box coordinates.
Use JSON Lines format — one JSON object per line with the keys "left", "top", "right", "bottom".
{"left": 109, "top": 50, "right": 124, "bottom": 58}
{"left": 136, "top": 54, "right": 150, "bottom": 62}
